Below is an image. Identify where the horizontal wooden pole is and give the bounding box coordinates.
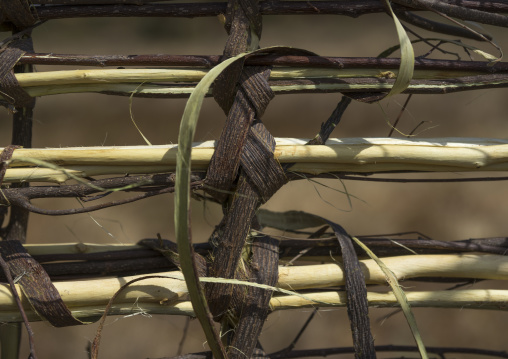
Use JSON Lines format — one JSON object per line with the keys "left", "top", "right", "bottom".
{"left": 0, "top": 253, "right": 507, "bottom": 322}
{"left": 23, "top": 243, "right": 143, "bottom": 256}
{"left": 1, "top": 289, "right": 507, "bottom": 323}
{"left": 26, "top": 1, "right": 508, "bottom": 23}
{"left": 18, "top": 54, "right": 508, "bottom": 73}
{"left": 3, "top": 68, "right": 506, "bottom": 99}
{"left": 4, "top": 138, "right": 508, "bottom": 183}
{"left": 15, "top": 68, "right": 483, "bottom": 88}
{"left": 278, "top": 253, "right": 508, "bottom": 289}
{"left": 12, "top": 75, "right": 508, "bottom": 98}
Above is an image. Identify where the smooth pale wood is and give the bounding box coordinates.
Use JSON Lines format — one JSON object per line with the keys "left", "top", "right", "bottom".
{"left": 1, "top": 289, "right": 507, "bottom": 322}
{"left": 15, "top": 68, "right": 481, "bottom": 88}
{"left": 0, "top": 272, "right": 189, "bottom": 311}
{"left": 0, "top": 254, "right": 507, "bottom": 317}
{"left": 16, "top": 68, "right": 208, "bottom": 87}
{"left": 8, "top": 145, "right": 209, "bottom": 166}
{"left": 4, "top": 138, "right": 508, "bottom": 183}
{"left": 22, "top": 83, "right": 197, "bottom": 97}
{"left": 2, "top": 165, "right": 195, "bottom": 183}
{"left": 8, "top": 138, "right": 508, "bottom": 166}
{"left": 1, "top": 67, "right": 488, "bottom": 99}
{"left": 270, "top": 289, "right": 508, "bottom": 311}
{"left": 0, "top": 302, "right": 195, "bottom": 323}
{"left": 278, "top": 253, "right": 508, "bottom": 290}
{"left": 6, "top": 162, "right": 508, "bottom": 183}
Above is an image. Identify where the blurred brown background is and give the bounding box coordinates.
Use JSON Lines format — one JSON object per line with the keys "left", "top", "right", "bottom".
{"left": 1, "top": 9, "right": 508, "bottom": 359}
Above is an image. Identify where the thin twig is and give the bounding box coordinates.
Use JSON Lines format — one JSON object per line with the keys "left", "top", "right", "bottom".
{"left": 392, "top": 0, "right": 508, "bottom": 27}
{"left": 177, "top": 317, "right": 191, "bottom": 356}
{"left": 308, "top": 96, "right": 352, "bottom": 145}
{"left": 269, "top": 345, "right": 508, "bottom": 359}
{"left": 387, "top": 94, "right": 412, "bottom": 137}
{"left": 334, "top": 174, "right": 508, "bottom": 183}
{"left": 25, "top": 1, "right": 508, "bottom": 22}
{"left": 396, "top": 10, "right": 493, "bottom": 41}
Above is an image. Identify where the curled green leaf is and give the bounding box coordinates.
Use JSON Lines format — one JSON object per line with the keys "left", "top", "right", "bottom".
{"left": 384, "top": 0, "right": 415, "bottom": 97}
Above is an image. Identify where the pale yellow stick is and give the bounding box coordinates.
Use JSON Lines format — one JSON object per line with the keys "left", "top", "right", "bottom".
{"left": 0, "top": 254, "right": 507, "bottom": 313}
{"left": 4, "top": 138, "right": 508, "bottom": 182}
{"left": 278, "top": 253, "right": 508, "bottom": 290}
{"left": 16, "top": 68, "right": 208, "bottom": 87}
{"left": 15, "top": 68, "right": 482, "bottom": 88}
{"left": 7, "top": 137, "right": 508, "bottom": 167}
{"left": 0, "top": 289, "right": 507, "bottom": 322}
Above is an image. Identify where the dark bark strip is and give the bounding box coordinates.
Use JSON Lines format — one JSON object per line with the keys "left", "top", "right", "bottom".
{"left": 0, "top": 37, "right": 35, "bottom": 110}
{"left": 0, "top": 27, "right": 85, "bottom": 359}
{"left": 0, "top": 240, "right": 84, "bottom": 326}
{"left": 0, "top": 0, "right": 37, "bottom": 29}
{"left": 228, "top": 235, "right": 279, "bottom": 359}
{"left": 21, "top": 1, "right": 508, "bottom": 24}
{"left": 17, "top": 53, "right": 508, "bottom": 73}
{"left": 325, "top": 221, "right": 376, "bottom": 359}
{"left": 199, "top": 0, "right": 288, "bottom": 357}
{"left": 0, "top": 26, "right": 38, "bottom": 359}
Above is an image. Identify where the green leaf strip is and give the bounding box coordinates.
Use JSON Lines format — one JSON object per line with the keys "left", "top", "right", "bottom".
{"left": 175, "top": 53, "right": 247, "bottom": 359}
{"left": 351, "top": 236, "right": 429, "bottom": 359}
{"left": 384, "top": 0, "right": 415, "bottom": 97}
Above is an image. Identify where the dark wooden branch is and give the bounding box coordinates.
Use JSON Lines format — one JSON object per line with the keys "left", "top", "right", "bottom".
{"left": 392, "top": 0, "right": 508, "bottom": 27}
{"left": 0, "top": 235, "right": 498, "bottom": 282}
{"left": 396, "top": 10, "right": 493, "bottom": 40}
{"left": 268, "top": 345, "right": 508, "bottom": 359}
{"left": 35, "top": 0, "right": 166, "bottom": 4}
{"left": 18, "top": 54, "right": 508, "bottom": 73}
{"left": 24, "top": 1, "right": 508, "bottom": 22}
{"left": 149, "top": 344, "right": 508, "bottom": 359}
{"left": 0, "top": 173, "right": 205, "bottom": 215}
{"left": 3, "top": 172, "right": 508, "bottom": 216}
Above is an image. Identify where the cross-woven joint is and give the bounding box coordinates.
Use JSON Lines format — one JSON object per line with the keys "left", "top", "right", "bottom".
{"left": 0, "top": 0, "right": 38, "bottom": 30}
{"left": 0, "top": 37, "right": 36, "bottom": 110}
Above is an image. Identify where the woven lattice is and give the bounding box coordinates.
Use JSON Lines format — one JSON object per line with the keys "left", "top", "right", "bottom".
{"left": 1, "top": 1, "right": 508, "bottom": 358}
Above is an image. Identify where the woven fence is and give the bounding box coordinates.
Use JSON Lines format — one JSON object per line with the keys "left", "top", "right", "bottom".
{"left": 1, "top": 1, "right": 508, "bottom": 358}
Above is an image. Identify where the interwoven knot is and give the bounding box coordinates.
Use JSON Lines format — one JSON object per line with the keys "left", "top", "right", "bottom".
{"left": 0, "top": 0, "right": 38, "bottom": 30}
{"left": 0, "top": 0, "right": 40, "bottom": 110}
{"left": 201, "top": 0, "right": 287, "bottom": 357}
{"left": 0, "top": 36, "right": 36, "bottom": 110}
